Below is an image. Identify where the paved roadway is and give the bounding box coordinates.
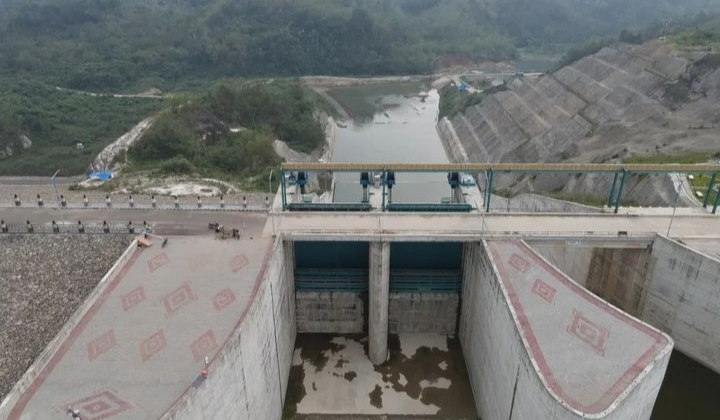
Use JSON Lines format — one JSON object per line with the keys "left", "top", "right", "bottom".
{"left": 266, "top": 212, "right": 720, "bottom": 240}
{"left": 4, "top": 207, "right": 720, "bottom": 240}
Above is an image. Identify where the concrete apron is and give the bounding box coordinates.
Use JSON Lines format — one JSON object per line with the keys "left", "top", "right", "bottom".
{"left": 284, "top": 333, "right": 477, "bottom": 419}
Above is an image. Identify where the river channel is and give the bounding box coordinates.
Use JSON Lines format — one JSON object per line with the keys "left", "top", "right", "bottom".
{"left": 324, "top": 82, "right": 720, "bottom": 419}
{"left": 329, "top": 82, "right": 451, "bottom": 204}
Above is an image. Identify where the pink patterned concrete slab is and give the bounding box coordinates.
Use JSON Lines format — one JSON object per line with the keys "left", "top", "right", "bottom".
{"left": 487, "top": 240, "right": 672, "bottom": 415}
{"left": 7, "top": 237, "right": 272, "bottom": 420}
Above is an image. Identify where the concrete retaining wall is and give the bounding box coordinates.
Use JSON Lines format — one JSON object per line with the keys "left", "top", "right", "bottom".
{"left": 489, "top": 193, "right": 602, "bottom": 213}
{"left": 459, "top": 242, "right": 666, "bottom": 420}
{"left": 533, "top": 244, "right": 653, "bottom": 318}
{"left": 160, "top": 238, "right": 296, "bottom": 420}
{"left": 532, "top": 237, "right": 720, "bottom": 372}
{"left": 531, "top": 243, "right": 595, "bottom": 283}
{"left": 645, "top": 236, "right": 720, "bottom": 371}
{"left": 437, "top": 117, "right": 469, "bottom": 163}
{"left": 388, "top": 292, "right": 458, "bottom": 333}
{"left": 296, "top": 292, "right": 364, "bottom": 333}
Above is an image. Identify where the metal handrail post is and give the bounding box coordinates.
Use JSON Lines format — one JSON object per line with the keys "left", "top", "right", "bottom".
{"left": 703, "top": 173, "right": 717, "bottom": 208}
{"left": 607, "top": 171, "right": 620, "bottom": 208}
{"left": 713, "top": 188, "right": 720, "bottom": 214}
{"left": 614, "top": 169, "right": 628, "bottom": 214}
{"left": 280, "top": 168, "right": 287, "bottom": 211}
{"left": 484, "top": 169, "right": 494, "bottom": 213}
{"left": 381, "top": 171, "right": 387, "bottom": 212}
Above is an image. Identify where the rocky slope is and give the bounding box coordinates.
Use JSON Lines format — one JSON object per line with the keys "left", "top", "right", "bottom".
{"left": 439, "top": 40, "right": 720, "bottom": 206}
{"left": 0, "top": 234, "right": 133, "bottom": 401}
{"left": 0, "top": 134, "right": 31, "bottom": 160}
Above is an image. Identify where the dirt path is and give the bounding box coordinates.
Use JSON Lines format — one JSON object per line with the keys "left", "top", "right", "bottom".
{"left": 51, "top": 85, "right": 167, "bottom": 99}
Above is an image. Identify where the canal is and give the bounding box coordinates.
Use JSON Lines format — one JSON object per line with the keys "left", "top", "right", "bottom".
{"left": 324, "top": 81, "right": 720, "bottom": 419}
{"left": 329, "top": 82, "right": 451, "bottom": 204}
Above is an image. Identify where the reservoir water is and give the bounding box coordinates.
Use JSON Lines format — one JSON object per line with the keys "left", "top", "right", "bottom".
{"left": 330, "top": 83, "right": 451, "bottom": 204}
{"left": 326, "top": 82, "right": 720, "bottom": 419}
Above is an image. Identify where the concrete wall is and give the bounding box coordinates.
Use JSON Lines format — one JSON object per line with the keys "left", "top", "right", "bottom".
{"left": 160, "top": 238, "right": 296, "bottom": 420}
{"left": 459, "top": 242, "right": 667, "bottom": 420}
{"left": 296, "top": 292, "right": 364, "bottom": 333}
{"left": 645, "top": 236, "right": 720, "bottom": 371}
{"left": 437, "top": 117, "right": 470, "bottom": 163}
{"left": 533, "top": 237, "right": 720, "bottom": 372}
{"left": 489, "top": 193, "right": 602, "bottom": 213}
{"left": 533, "top": 244, "right": 653, "bottom": 318}
{"left": 388, "top": 292, "right": 458, "bottom": 333}
{"left": 531, "top": 243, "right": 594, "bottom": 283}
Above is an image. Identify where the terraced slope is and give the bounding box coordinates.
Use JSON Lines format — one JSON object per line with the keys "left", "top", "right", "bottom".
{"left": 440, "top": 41, "right": 720, "bottom": 206}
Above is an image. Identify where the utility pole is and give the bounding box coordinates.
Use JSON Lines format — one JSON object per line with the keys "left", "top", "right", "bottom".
{"left": 51, "top": 170, "right": 61, "bottom": 209}
{"left": 667, "top": 180, "right": 681, "bottom": 237}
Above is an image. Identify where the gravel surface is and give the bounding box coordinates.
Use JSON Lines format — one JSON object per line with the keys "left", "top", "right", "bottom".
{"left": 0, "top": 234, "right": 133, "bottom": 401}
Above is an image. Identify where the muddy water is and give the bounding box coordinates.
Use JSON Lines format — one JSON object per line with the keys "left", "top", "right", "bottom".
{"left": 329, "top": 83, "right": 451, "bottom": 204}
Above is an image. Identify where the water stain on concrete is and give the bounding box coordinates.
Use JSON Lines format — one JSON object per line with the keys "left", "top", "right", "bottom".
{"left": 285, "top": 334, "right": 346, "bottom": 419}
{"left": 371, "top": 334, "right": 476, "bottom": 417}
{"left": 299, "top": 333, "right": 347, "bottom": 372}
{"left": 284, "top": 333, "right": 478, "bottom": 419}
{"left": 283, "top": 363, "right": 306, "bottom": 419}
{"left": 369, "top": 384, "right": 383, "bottom": 408}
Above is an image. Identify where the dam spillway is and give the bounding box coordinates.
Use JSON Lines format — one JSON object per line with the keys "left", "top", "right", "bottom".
{"left": 10, "top": 225, "right": 720, "bottom": 419}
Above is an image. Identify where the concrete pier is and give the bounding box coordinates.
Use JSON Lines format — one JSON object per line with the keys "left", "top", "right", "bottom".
{"left": 369, "top": 241, "right": 390, "bottom": 364}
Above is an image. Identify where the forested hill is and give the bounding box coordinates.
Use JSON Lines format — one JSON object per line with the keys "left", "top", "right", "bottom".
{"left": 0, "top": 0, "right": 718, "bottom": 91}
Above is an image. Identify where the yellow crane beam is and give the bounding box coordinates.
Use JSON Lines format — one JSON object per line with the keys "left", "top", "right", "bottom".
{"left": 281, "top": 162, "right": 720, "bottom": 173}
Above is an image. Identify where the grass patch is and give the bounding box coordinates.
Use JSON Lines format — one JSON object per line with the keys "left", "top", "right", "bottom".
{"left": 687, "top": 173, "right": 719, "bottom": 205}
{"left": 625, "top": 153, "right": 720, "bottom": 204}
{"left": 439, "top": 89, "right": 486, "bottom": 120}
{"left": 673, "top": 25, "right": 720, "bottom": 51}
{"left": 541, "top": 191, "right": 606, "bottom": 208}
{"left": 624, "top": 152, "right": 719, "bottom": 165}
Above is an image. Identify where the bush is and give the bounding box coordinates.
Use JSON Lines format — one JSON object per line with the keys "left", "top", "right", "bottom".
{"left": 159, "top": 156, "right": 195, "bottom": 175}
{"left": 129, "top": 116, "right": 197, "bottom": 161}
{"left": 552, "top": 38, "right": 615, "bottom": 72}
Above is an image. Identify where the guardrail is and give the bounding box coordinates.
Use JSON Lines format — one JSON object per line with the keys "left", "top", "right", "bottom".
{"left": 279, "top": 229, "right": 658, "bottom": 240}
{"left": 0, "top": 202, "right": 269, "bottom": 212}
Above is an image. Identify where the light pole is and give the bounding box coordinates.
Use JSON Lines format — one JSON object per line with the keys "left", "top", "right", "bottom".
{"left": 667, "top": 179, "right": 682, "bottom": 237}
{"left": 51, "top": 170, "right": 61, "bottom": 209}
{"left": 269, "top": 169, "right": 276, "bottom": 236}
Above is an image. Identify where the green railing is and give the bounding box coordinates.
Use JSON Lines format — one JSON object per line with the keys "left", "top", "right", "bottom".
{"left": 279, "top": 162, "right": 720, "bottom": 214}
{"left": 295, "top": 268, "right": 369, "bottom": 292}
{"left": 386, "top": 203, "right": 472, "bottom": 213}
{"left": 287, "top": 203, "right": 372, "bottom": 212}
{"left": 390, "top": 269, "right": 462, "bottom": 292}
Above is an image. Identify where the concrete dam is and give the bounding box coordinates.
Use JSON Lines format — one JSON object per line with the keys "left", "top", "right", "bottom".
{"left": 8, "top": 210, "right": 720, "bottom": 419}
